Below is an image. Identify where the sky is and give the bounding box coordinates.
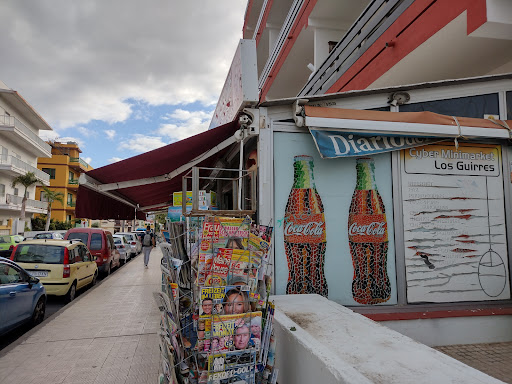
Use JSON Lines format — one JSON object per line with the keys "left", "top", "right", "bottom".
{"left": 0, "top": 0, "right": 247, "bottom": 168}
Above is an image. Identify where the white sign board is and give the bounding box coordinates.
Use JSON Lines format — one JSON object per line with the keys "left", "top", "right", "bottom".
{"left": 401, "top": 143, "right": 510, "bottom": 303}
{"left": 209, "top": 39, "right": 258, "bottom": 129}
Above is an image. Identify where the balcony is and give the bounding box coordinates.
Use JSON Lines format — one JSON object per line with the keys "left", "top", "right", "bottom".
{"left": 66, "top": 201, "right": 76, "bottom": 209}
{"left": 0, "top": 114, "right": 52, "bottom": 157}
{"left": 67, "top": 179, "right": 79, "bottom": 188}
{"left": 0, "top": 193, "right": 48, "bottom": 214}
{"left": 69, "top": 157, "right": 91, "bottom": 172}
{"left": 0, "top": 155, "right": 50, "bottom": 185}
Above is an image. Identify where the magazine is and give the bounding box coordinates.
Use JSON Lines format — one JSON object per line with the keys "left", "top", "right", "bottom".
{"left": 198, "top": 216, "right": 252, "bottom": 284}
{"left": 211, "top": 312, "right": 262, "bottom": 352}
{"left": 207, "top": 350, "right": 257, "bottom": 384}
{"left": 205, "top": 248, "right": 262, "bottom": 291}
{"left": 199, "top": 285, "right": 250, "bottom": 319}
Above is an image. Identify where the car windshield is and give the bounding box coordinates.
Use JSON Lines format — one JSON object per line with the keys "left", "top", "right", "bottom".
{"left": 0, "top": 236, "right": 11, "bottom": 244}
{"left": 12, "top": 244, "right": 65, "bottom": 264}
{"left": 34, "top": 233, "right": 51, "bottom": 239}
{"left": 68, "top": 232, "right": 89, "bottom": 245}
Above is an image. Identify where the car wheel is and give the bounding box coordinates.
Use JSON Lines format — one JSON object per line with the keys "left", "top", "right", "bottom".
{"left": 66, "top": 282, "right": 77, "bottom": 303}
{"left": 31, "top": 297, "right": 46, "bottom": 325}
{"left": 91, "top": 272, "right": 97, "bottom": 286}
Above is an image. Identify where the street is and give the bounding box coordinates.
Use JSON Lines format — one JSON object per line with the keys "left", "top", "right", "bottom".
{"left": 0, "top": 254, "right": 139, "bottom": 352}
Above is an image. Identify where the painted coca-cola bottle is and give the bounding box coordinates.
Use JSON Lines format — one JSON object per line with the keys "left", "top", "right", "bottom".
{"left": 348, "top": 157, "right": 390, "bottom": 304}
{"left": 284, "top": 155, "right": 328, "bottom": 297}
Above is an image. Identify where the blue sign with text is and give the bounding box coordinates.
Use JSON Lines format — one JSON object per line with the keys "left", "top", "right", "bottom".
{"left": 309, "top": 129, "right": 444, "bottom": 159}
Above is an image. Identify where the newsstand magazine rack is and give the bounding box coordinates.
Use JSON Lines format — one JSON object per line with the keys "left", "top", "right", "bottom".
{"left": 156, "top": 167, "right": 278, "bottom": 384}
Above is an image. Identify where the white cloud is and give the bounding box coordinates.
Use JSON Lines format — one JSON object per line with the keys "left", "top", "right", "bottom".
{"left": 158, "top": 109, "right": 213, "bottom": 141}
{"left": 76, "top": 126, "right": 97, "bottom": 137}
{"left": 118, "top": 134, "right": 167, "bottom": 154}
{"left": 104, "top": 129, "right": 116, "bottom": 140}
{"left": 82, "top": 156, "right": 92, "bottom": 165}
{"left": 0, "top": 1, "right": 246, "bottom": 129}
{"left": 108, "top": 157, "right": 123, "bottom": 163}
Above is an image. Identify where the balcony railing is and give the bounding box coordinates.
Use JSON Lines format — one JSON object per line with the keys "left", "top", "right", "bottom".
{"left": 5, "top": 193, "right": 47, "bottom": 210}
{"left": 0, "top": 114, "right": 52, "bottom": 155}
{"left": 67, "top": 201, "right": 76, "bottom": 207}
{"left": 0, "top": 155, "right": 50, "bottom": 183}
{"left": 68, "top": 179, "right": 79, "bottom": 185}
{"left": 69, "top": 157, "right": 91, "bottom": 170}
{"left": 299, "top": 0, "right": 414, "bottom": 96}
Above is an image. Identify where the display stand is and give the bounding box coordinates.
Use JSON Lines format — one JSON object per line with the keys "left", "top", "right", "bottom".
{"left": 157, "top": 215, "right": 278, "bottom": 384}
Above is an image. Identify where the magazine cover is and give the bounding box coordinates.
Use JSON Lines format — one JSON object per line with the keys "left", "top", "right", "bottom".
{"left": 205, "top": 248, "right": 262, "bottom": 290}
{"left": 207, "top": 350, "right": 257, "bottom": 384}
{"left": 198, "top": 216, "right": 252, "bottom": 284}
{"left": 211, "top": 312, "right": 262, "bottom": 352}
{"left": 199, "top": 285, "right": 250, "bottom": 319}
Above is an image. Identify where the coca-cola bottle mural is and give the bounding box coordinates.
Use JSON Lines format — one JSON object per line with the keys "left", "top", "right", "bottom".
{"left": 284, "top": 155, "right": 328, "bottom": 297}
{"left": 348, "top": 157, "right": 391, "bottom": 304}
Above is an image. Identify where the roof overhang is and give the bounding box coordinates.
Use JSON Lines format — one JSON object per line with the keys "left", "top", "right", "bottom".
{"left": 76, "top": 120, "right": 240, "bottom": 219}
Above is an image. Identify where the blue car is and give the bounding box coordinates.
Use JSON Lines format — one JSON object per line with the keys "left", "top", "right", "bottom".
{"left": 0, "top": 257, "right": 46, "bottom": 336}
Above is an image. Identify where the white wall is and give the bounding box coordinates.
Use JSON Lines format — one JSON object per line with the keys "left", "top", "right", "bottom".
{"left": 272, "top": 294, "right": 504, "bottom": 384}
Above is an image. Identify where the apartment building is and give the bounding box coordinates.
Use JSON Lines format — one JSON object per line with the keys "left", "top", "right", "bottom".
{"left": 0, "top": 81, "right": 52, "bottom": 235}
{"left": 37, "top": 141, "right": 92, "bottom": 223}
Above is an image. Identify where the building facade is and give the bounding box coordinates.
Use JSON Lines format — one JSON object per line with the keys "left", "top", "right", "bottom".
{"left": 0, "top": 81, "right": 52, "bottom": 235}
{"left": 37, "top": 141, "right": 92, "bottom": 223}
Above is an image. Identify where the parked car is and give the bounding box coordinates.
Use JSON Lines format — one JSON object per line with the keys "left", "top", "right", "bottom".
{"left": 116, "top": 232, "right": 141, "bottom": 257}
{"left": 0, "top": 235, "right": 25, "bottom": 257}
{"left": 64, "top": 228, "right": 120, "bottom": 276}
{"left": 11, "top": 239, "right": 98, "bottom": 303}
{"left": 113, "top": 236, "right": 129, "bottom": 264}
{"left": 33, "top": 232, "right": 64, "bottom": 240}
{"left": 0, "top": 257, "right": 46, "bottom": 335}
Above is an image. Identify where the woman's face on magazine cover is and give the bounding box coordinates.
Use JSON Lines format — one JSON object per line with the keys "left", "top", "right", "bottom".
{"left": 224, "top": 293, "right": 246, "bottom": 314}
{"left": 251, "top": 324, "right": 261, "bottom": 337}
{"left": 234, "top": 325, "right": 250, "bottom": 350}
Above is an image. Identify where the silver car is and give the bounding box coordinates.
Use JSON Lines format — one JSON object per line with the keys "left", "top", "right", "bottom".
{"left": 113, "top": 236, "right": 129, "bottom": 264}
{"left": 117, "top": 232, "right": 142, "bottom": 257}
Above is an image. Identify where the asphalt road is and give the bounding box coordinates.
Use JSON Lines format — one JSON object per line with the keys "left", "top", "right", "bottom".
{"left": 0, "top": 254, "right": 139, "bottom": 352}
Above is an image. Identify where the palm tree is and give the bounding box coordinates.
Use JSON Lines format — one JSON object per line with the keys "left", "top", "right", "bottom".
{"left": 11, "top": 172, "right": 39, "bottom": 235}
{"left": 41, "top": 186, "right": 64, "bottom": 231}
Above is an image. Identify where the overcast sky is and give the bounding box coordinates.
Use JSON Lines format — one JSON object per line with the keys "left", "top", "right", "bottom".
{"left": 0, "top": 0, "right": 247, "bottom": 167}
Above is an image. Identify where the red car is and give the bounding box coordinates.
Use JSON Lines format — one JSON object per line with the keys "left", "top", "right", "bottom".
{"left": 64, "top": 228, "right": 120, "bottom": 276}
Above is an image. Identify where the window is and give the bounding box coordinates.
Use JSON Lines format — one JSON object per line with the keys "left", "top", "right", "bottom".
{"left": 69, "top": 171, "right": 74, "bottom": 181}
{"left": 399, "top": 93, "right": 499, "bottom": 118}
{"left": 0, "top": 146, "right": 7, "bottom": 162}
{"left": 40, "top": 191, "right": 48, "bottom": 202}
{"left": 42, "top": 168, "right": 56, "bottom": 179}
{"left": 13, "top": 188, "right": 18, "bottom": 196}
{"left": 67, "top": 215, "right": 72, "bottom": 222}
{"left": 90, "top": 233, "right": 103, "bottom": 250}
{"left": 0, "top": 184, "right": 5, "bottom": 196}
{"left": 0, "top": 263, "right": 23, "bottom": 285}
{"left": 25, "top": 191, "right": 29, "bottom": 199}
{"left": 67, "top": 193, "right": 73, "bottom": 204}
{"left": 79, "top": 245, "right": 89, "bottom": 262}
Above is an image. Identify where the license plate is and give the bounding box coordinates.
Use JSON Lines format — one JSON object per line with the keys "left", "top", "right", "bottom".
{"left": 29, "top": 270, "right": 48, "bottom": 277}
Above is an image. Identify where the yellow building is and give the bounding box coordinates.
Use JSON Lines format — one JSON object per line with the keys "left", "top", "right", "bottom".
{"left": 36, "top": 141, "right": 92, "bottom": 222}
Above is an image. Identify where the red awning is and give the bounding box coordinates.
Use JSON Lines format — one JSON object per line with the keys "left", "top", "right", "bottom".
{"left": 76, "top": 120, "right": 240, "bottom": 219}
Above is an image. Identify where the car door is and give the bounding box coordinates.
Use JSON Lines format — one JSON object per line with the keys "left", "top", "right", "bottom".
{"left": 0, "top": 261, "right": 34, "bottom": 331}
{"left": 71, "top": 247, "right": 87, "bottom": 290}
{"left": 79, "top": 245, "right": 94, "bottom": 284}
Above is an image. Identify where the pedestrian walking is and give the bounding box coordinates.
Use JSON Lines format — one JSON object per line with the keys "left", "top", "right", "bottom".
{"left": 141, "top": 225, "right": 155, "bottom": 268}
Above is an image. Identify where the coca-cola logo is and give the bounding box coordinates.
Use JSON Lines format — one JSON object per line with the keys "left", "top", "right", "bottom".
{"left": 284, "top": 221, "right": 324, "bottom": 237}
{"left": 349, "top": 222, "right": 386, "bottom": 236}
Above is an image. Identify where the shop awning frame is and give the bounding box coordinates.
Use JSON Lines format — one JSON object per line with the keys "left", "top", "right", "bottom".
{"left": 300, "top": 106, "right": 512, "bottom": 139}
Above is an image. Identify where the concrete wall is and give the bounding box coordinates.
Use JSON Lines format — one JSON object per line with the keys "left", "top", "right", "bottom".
{"left": 382, "top": 315, "right": 512, "bottom": 347}
{"left": 272, "top": 294, "right": 504, "bottom": 384}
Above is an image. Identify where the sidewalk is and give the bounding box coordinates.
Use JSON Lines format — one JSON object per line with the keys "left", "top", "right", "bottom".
{"left": 435, "top": 342, "right": 512, "bottom": 384}
{"left": 0, "top": 247, "right": 163, "bottom": 384}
